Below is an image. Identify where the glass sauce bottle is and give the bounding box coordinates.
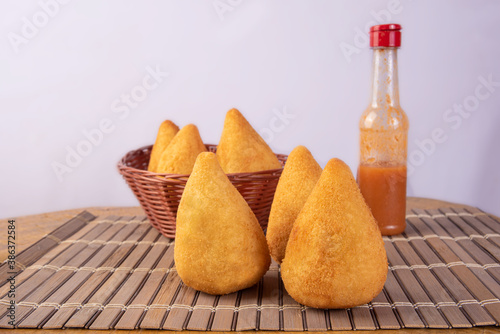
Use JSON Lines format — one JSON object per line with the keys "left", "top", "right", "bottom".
{"left": 357, "top": 24, "right": 409, "bottom": 236}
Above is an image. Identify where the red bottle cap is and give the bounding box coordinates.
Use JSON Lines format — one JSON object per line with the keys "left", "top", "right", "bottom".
{"left": 370, "top": 24, "right": 401, "bottom": 47}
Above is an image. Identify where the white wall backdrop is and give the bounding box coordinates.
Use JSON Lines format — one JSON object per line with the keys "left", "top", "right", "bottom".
{"left": 1, "top": 0, "right": 499, "bottom": 218}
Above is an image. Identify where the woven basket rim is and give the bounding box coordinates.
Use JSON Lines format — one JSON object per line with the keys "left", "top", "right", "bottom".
{"left": 117, "top": 144, "right": 286, "bottom": 178}
{"left": 117, "top": 143, "right": 287, "bottom": 238}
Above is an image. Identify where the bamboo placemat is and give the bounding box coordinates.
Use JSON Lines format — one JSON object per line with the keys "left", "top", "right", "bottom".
{"left": 1, "top": 207, "right": 500, "bottom": 330}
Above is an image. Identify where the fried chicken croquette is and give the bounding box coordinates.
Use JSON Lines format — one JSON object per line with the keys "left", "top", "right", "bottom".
{"left": 156, "top": 124, "right": 207, "bottom": 174}
{"left": 281, "top": 158, "right": 388, "bottom": 309}
{"left": 174, "top": 152, "right": 271, "bottom": 295}
{"left": 216, "top": 108, "right": 282, "bottom": 173}
{"left": 266, "top": 145, "right": 322, "bottom": 264}
{"left": 148, "top": 120, "right": 180, "bottom": 172}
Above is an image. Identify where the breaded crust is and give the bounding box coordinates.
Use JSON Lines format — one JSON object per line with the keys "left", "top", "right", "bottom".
{"left": 157, "top": 124, "right": 207, "bottom": 174}
{"left": 216, "top": 108, "right": 282, "bottom": 173}
{"left": 281, "top": 158, "right": 388, "bottom": 309}
{"left": 174, "top": 152, "right": 271, "bottom": 295}
{"left": 266, "top": 145, "right": 322, "bottom": 263}
{"left": 148, "top": 120, "right": 179, "bottom": 172}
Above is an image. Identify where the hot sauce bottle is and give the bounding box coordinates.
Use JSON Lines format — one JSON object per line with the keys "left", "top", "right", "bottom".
{"left": 357, "top": 24, "right": 409, "bottom": 236}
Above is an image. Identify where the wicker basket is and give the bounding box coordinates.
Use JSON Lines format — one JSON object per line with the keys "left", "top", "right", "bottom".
{"left": 117, "top": 144, "right": 287, "bottom": 238}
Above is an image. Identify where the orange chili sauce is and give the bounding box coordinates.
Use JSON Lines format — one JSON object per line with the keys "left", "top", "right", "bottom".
{"left": 357, "top": 164, "right": 407, "bottom": 235}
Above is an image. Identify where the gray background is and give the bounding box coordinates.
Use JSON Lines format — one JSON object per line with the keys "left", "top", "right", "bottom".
{"left": 1, "top": 0, "right": 499, "bottom": 217}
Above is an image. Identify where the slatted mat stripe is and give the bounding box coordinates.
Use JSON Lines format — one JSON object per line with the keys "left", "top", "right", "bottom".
{"left": 0, "top": 211, "right": 96, "bottom": 285}
{"left": 1, "top": 208, "right": 500, "bottom": 330}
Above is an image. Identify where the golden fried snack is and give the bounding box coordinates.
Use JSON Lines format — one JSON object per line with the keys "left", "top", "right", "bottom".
{"left": 266, "top": 145, "right": 322, "bottom": 264}
{"left": 281, "top": 158, "right": 388, "bottom": 309}
{"left": 148, "top": 120, "right": 179, "bottom": 172}
{"left": 216, "top": 108, "right": 282, "bottom": 173}
{"left": 174, "top": 152, "right": 271, "bottom": 295}
{"left": 156, "top": 124, "right": 207, "bottom": 174}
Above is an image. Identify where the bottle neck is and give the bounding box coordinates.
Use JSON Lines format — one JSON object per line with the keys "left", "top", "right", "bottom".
{"left": 370, "top": 47, "right": 400, "bottom": 108}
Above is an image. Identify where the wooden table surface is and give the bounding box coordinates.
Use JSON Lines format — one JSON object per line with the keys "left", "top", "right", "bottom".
{"left": 1, "top": 197, "right": 499, "bottom": 334}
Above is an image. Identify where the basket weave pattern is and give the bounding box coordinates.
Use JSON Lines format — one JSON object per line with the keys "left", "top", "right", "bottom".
{"left": 117, "top": 145, "right": 286, "bottom": 238}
